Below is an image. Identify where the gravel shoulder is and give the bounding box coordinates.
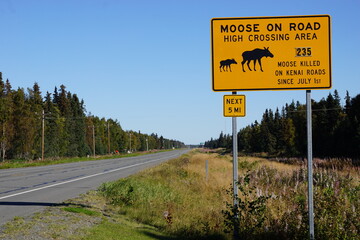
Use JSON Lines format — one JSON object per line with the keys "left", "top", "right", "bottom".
{"left": 0, "top": 191, "right": 108, "bottom": 240}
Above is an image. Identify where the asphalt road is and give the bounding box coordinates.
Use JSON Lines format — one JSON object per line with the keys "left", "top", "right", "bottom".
{"left": 0, "top": 149, "right": 189, "bottom": 226}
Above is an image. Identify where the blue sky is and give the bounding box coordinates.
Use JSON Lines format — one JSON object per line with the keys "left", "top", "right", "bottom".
{"left": 0, "top": 0, "right": 359, "bottom": 144}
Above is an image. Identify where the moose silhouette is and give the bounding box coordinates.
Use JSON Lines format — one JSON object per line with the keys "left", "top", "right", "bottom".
{"left": 241, "top": 47, "right": 274, "bottom": 72}
{"left": 220, "top": 58, "right": 237, "bottom": 72}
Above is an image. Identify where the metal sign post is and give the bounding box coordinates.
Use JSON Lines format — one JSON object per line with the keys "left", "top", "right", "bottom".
{"left": 231, "top": 91, "right": 239, "bottom": 239}
{"left": 223, "top": 92, "right": 244, "bottom": 238}
{"left": 306, "top": 90, "right": 314, "bottom": 239}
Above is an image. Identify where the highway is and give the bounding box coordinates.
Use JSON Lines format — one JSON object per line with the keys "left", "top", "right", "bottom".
{"left": 0, "top": 149, "right": 189, "bottom": 226}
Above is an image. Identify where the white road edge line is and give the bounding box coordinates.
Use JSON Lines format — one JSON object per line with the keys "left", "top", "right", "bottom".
{"left": 0, "top": 157, "right": 166, "bottom": 201}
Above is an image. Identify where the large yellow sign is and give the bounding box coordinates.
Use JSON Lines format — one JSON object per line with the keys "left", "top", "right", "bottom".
{"left": 211, "top": 15, "right": 331, "bottom": 91}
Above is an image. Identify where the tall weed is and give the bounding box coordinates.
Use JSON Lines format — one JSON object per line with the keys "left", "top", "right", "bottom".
{"left": 99, "top": 152, "right": 229, "bottom": 239}
{"left": 222, "top": 171, "right": 271, "bottom": 239}
{"left": 98, "top": 152, "right": 359, "bottom": 240}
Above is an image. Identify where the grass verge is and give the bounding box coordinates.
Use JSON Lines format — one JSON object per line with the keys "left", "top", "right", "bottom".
{"left": 83, "top": 216, "right": 176, "bottom": 240}
{"left": 96, "top": 150, "right": 359, "bottom": 239}
{"left": 0, "top": 150, "right": 168, "bottom": 169}
{"left": 96, "top": 151, "right": 234, "bottom": 239}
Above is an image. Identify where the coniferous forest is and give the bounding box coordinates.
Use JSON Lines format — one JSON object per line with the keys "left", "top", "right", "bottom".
{"left": 205, "top": 90, "right": 360, "bottom": 159}
{"left": 0, "top": 72, "right": 185, "bottom": 160}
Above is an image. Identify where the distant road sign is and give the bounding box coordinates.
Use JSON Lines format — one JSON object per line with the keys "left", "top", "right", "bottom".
{"left": 211, "top": 15, "right": 331, "bottom": 91}
{"left": 223, "top": 95, "right": 246, "bottom": 117}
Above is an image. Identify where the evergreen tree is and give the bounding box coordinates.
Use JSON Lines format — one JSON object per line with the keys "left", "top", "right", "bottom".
{"left": 27, "top": 83, "right": 44, "bottom": 159}
{"left": 291, "top": 101, "right": 307, "bottom": 157}
{"left": 348, "top": 94, "right": 360, "bottom": 157}
{"left": 110, "top": 119, "right": 126, "bottom": 152}
{"left": 280, "top": 118, "right": 296, "bottom": 155}
{"left": 218, "top": 131, "right": 226, "bottom": 148}
{"left": 0, "top": 74, "right": 13, "bottom": 160}
{"left": 207, "top": 90, "right": 360, "bottom": 159}
{"left": 43, "top": 91, "right": 64, "bottom": 157}
{"left": 0, "top": 75, "right": 184, "bottom": 160}
{"left": 68, "top": 93, "right": 88, "bottom": 156}
{"left": 249, "top": 121, "right": 262, "bottom": 153}
{"left": 10, "top": 88, "right": 32, "bottom": 158}
{"left": 260, "top": 110, "right": 276, "bottom": 154}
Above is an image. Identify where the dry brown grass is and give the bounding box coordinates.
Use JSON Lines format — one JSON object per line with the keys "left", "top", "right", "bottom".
{"left": 239, "top": 156, "right": 300, "bottom": 174}
{"left": 99, "top": 150, "right": 360, "bottom": 239}
{"left": 187, "top": 153, "right": 233, "bottom": 188}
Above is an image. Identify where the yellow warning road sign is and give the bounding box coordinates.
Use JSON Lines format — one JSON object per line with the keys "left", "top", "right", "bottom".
{"left": 223, "top": 95, "right": 246, "bottom": 117}
{"left": 211, "top": 15, "right": 331, "bottom": 91}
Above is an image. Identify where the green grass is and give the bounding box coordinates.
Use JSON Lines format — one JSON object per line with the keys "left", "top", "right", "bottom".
{"left": 63, "top": 207, "right": 101, "bottom": 217}
{"left": 1, "top": 216, "right": 27, "bottom": 234}
{"left": 84, "top": 216, "right": 177, "bottom": 240}
{"left": 0, "top": 150, "right": 168, "bottom": 169}
{"left": 97, "top": 152, "right": 230, "bottom": 240}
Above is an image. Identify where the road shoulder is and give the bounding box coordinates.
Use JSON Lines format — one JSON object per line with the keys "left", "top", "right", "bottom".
{"left": 0, "top": 191, "right": 104, "bottom": 240}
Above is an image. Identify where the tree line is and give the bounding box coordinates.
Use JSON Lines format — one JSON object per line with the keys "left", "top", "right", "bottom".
{"left": 205, "top": 90, "right": 360, "bottom": 159}
{"left": 0, "top": 72, "right": 185, "bottom": 160}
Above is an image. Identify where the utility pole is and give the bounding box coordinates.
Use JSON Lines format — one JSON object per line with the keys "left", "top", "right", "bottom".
{"left": 129, "top": 132, "right": 132, "bottom": 153}
{"left": 41, "top": 109, "right": 45, "bottom": 161}
{"left": 146, "top": 138, "right": 148, "bottom": 151}
{"left": 1, "top": 124, "right": 5, "bottom": 161}
{"left": 107, "top": 121, "right": 110, "bottom": 154}
{"left": 92, "top": 125, "right": 95, "bottom": 158}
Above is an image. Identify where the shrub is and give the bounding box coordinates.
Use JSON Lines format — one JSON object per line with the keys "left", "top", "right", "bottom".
{"left": 222, "top": 171, "right": 271, "bottom": 239}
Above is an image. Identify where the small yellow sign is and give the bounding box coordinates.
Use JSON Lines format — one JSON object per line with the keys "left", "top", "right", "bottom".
{"left": 223, "top": 95, "right": 246, "bottom": 117}
{"left": 211, "top": 15, "right": 331, "bottom": 91}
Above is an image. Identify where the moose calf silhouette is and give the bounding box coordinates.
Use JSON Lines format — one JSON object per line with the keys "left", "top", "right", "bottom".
{"left": 241, "top": 47, "right": 274, "bottom": 72}
{"left": 220, "top": 58, "right": 237, "bottom": 72}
